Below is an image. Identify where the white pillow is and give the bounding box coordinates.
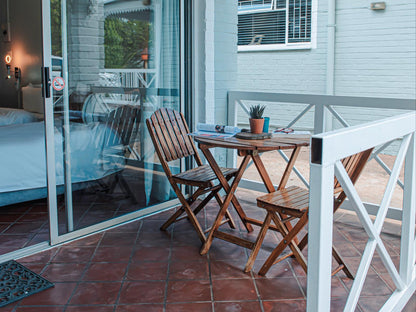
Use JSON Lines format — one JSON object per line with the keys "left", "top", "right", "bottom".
{"left": 0, "top": 108, "right": 39, "bottom": 126}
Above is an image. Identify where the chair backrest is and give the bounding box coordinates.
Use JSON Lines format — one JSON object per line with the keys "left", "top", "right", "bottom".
{"left": 146, "top": 108, "right": 202, "bottom": 175}
{"left": 333, "top": 148, "right": 374, "bottom": 208}
{"left": 105, "top": 105, "right": 141, "bottom": 155}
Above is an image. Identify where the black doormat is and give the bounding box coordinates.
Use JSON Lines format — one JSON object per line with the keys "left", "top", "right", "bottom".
{"left": 0, "top": 260, "right": 54, "bottom": 307}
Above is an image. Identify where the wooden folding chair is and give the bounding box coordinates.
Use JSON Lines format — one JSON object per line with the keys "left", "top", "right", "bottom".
{"left": 103, "top": 105, "right": 141, "bottom": 198}
{"left": 245, "top": 148, "right": 374, "bottom": 277}
{"left": 146, "top": 108, "right": 238, "bottom": 243}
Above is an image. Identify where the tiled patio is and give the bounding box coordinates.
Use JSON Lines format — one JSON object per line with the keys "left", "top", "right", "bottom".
{"left": 2, "top": 189, "right": 415, "bottom": 312}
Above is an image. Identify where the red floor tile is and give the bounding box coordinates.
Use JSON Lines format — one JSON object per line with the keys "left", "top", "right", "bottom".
{"left": 69, "top": 282, "right": 122, "bottom": 305}
{"left": 15, "top": 307, "right": 65, "bottom": 312}
{"left": 215, "top": 301, "right": 263, "bottom": 312}
{"left": 170, "top": 246, "right": 206, "bottom": 262}
{"left": 168, "top": 260, "right": 209, "bottom": 280}
{"left": 118, "top": 281, "right": 165, "bottom": 304}
{"left": 92, "top": 246, "right": 133, "bottom": 262}
{"left": 42, "top": 263, "right": 87, "bottom": 282}
{"left": 132, "top": 246, "right": 170, "bottom": 262}
{"left": 262, "top": 300, "right": 306, "bottom": 312}
{"left": 65, "top": 233, "right": 103, "bottom": 247}
{"left": 52, "top": 246, "right": 95, "bottom": 263}
{"left": 210, "top": 260, "right": 252, "bottom": 280}
{"left": 83, "top": 262, "right": 127, "bottom": 281}
{"left": 18, "top": 282, "right": 77, "bottom": 306}
{"left": 166, "top": 280, "right": 211, "bottom": 303}
{"left": 212, "top": 279, "right": 257, "bottom": 301}
{"left": 65, "top": 305, "right": 114, "bottom": 312}
{"left": 166, "top": 302, "right": 212, "bottom": 312}
{"left": 256, "top": 278, "right": 304, "bottom": 300}
{"left": 100, "top": 232, "right": 137, "bottom": 246}
{"left": 126, "top": 262, "right": 168, "bottom": 281}
{"left": 115, "top": 304, "right": 164, "bottom": 312}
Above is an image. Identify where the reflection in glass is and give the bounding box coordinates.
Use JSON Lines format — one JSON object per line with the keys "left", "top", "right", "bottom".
{"left": 49, "top": 0, "right": 180, "bottom": 234}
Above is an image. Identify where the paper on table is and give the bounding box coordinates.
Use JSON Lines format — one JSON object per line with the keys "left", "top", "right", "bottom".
{"left": 196, "top": 123, "right": 241, "bottom": 134}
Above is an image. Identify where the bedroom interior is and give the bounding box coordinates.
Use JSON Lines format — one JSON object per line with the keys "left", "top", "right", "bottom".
{"left": 0, "top": 0, "right": 182, "bottom": 260}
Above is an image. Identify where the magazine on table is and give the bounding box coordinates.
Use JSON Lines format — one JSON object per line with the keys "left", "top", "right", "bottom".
{"left": 189, "top": 123, "right": 241, "bottom": 138}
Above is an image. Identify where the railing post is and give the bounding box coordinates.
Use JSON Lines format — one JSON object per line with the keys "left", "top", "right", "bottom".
{"left": 227, "top": 92, "right": 237, "bottom": 168}
{"left": 400, "top": 132, "right": 416, "bottom": 284}
{"left": 313, "top": 103, "right": 326, "bottom": 134}
{"left": 307, "top": 138, "right": 334, "bottom": 312}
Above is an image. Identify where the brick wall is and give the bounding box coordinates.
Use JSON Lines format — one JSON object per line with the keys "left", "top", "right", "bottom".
{"left": 235, "top": 0, "right": 415, "bottom": 140}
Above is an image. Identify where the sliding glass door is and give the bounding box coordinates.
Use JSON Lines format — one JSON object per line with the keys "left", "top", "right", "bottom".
{"left": 42, "top": 0, "right": 183, "bottom": 243}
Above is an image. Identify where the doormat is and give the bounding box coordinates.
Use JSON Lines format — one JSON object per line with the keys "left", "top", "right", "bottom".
{"left": 0, "top": 260, "right": 54, "bottom": 307}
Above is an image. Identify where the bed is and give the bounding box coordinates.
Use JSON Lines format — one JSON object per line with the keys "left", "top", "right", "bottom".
{"left": 0, "top": 107, "right": 41, "bottom": 126}
{"left": 0, "top": 118, "right": 125, "bottom": 207}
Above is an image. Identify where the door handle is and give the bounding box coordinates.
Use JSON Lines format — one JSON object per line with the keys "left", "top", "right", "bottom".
{"left": 42, "top": 66, "right": 51, "bottom": 98}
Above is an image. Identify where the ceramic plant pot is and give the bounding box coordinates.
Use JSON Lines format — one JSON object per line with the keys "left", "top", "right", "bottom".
{"left": 249, "top": 118, "right": 265, "bottom": 134}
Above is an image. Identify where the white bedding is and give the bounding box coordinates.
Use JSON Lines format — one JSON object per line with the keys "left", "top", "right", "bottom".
{"left": 0, "top": 121, "right": 124, "bottom": 195}
{"left": 0, "top": 108, "right": 40, "bottom": 126}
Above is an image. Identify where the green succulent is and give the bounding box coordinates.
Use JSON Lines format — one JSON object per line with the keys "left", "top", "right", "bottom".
{"left": 249, "top": 104, "right": 266, "bottom": 119}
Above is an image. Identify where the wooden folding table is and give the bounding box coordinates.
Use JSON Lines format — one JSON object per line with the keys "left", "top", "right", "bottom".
{"left": 193, "top": 134, "right": 310, "bottom": 255}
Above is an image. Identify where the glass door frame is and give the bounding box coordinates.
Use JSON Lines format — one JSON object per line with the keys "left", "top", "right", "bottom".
{"left": 41, "top": 0, "right": 191, "bottom": 247}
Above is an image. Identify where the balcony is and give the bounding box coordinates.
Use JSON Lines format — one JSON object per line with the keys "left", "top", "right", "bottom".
{"left": 2, "top": 91, "right": 415, "bottom": 312}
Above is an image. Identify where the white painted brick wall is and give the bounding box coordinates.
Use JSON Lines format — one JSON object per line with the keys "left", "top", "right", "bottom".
{"left": 234, "top": 0, "right": 415, "bottom": 154}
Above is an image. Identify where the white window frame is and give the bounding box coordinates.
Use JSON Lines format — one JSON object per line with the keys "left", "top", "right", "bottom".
{"left": 238, "top": 0, "right": 318, "bottom": 52}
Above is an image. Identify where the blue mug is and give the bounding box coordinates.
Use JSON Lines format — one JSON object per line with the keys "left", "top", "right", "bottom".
{"left": 263, "top": 117, "right": 270, "bottom": 133}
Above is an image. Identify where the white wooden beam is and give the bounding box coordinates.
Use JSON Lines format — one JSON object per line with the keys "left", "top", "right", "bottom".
{"left": 307, "top": 163, "right": 335, "bottom": 312}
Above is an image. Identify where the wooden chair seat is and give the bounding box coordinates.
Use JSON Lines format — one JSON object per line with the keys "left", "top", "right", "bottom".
{"left": 245, "top": 148, "right": 374, "bottom": 277}
{"left": 173, "top": 165, "right": 238, "bottom": 186}
{"left": 257, "top": 185, "right": 309, "bottom": 217}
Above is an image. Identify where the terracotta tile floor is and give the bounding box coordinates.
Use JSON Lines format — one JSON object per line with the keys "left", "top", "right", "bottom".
{"left": 2, "top": 190, "right": 416, "bottom": 312}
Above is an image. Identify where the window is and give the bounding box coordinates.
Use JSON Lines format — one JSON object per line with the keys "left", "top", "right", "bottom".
{"left": 238, "top": 0, "right": 314, "bottom": 51}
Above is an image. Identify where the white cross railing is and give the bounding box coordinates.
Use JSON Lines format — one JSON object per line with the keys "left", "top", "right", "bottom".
{"left": 227, "top": 91, "right": 416, "bottom": 311}
{"left": 228, "top": 91, "right": 415, "bottom": 220}
{"left": 308, "top": 112, "right": 415, "bottom": 312}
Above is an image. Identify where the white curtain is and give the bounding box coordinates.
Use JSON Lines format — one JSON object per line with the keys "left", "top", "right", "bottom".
{"left": 144, "top": 0, "right": 180, "bottom": 205}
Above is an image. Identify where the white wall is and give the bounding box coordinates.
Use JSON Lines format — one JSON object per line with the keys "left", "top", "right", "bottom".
{"left": 199, "top": 0, "right": 238, "bottom": 165}
{"left": 236, "top": 0, "right": 416, "bottom": 135}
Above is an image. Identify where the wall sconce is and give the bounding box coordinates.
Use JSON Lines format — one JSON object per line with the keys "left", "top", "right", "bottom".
{"left": 4, "top": 53, "right": 20, "bottom": 81}
{"left": 370, "top": 2, "right": 386, "bottom": 10}
{"left": 5, "top": 53, "right": 12, "bottom": 79}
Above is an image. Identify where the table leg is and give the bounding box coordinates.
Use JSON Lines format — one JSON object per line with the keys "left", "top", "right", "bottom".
{"left": 277, "top": 146, "right": 302, "bottom": 190}
{"left": 200, "top": 151, "right": 251, "bottom": 255}
{"left": 201, "top": 146, "right": 253, "bottom": 233}
{"left": 251, "top": 153, "right": 276, "bottom": 193}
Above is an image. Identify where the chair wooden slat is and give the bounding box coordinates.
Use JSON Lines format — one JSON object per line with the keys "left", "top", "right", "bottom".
{"left": 175, "top": 110, "right": 197, "bottom": 157}
{"left": 167, "top": 109, "right": 195, "bottom": 158}
{"left": 160, "top": 108, "right": 184, "bottom": 159}
{"left": 154, "top": 109, "right": 179, "bottom": 161}
{"left": 150, "top": 114, "right": 173, "bottom": 162}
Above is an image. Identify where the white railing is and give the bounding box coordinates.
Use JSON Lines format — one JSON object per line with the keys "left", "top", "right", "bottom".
{"left": 227, "top": 91, "right": 416, "bottom": 311}
{"left": 228, "top": 91, "right": 415, "bottom": 219}
{"left": 99, "top": 68, "right": 157, "bottom": 89}
{"left": 308, "top": 112, "right": 415, "bottom": 312}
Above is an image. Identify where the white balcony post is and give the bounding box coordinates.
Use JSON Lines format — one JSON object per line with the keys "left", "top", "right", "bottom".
{"left": 400, "top": 133, "right": 416, "bottom": 284}
{"left": 307, "top": 139, "right": 335, "bottom": 312}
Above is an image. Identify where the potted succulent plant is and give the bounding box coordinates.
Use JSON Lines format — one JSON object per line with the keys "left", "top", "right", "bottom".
{"left": 249, "top": 104, "right": 266, "bottom": 134}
